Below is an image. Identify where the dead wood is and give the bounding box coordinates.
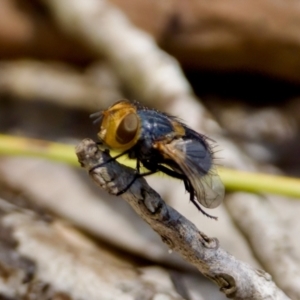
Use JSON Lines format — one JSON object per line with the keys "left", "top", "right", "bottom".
{"left": 76, "top": 138, "right": 290, "bottom": 300}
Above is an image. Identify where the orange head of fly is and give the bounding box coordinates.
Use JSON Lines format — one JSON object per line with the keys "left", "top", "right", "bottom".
{"left": 97, "top": 100, "right": 141, "bottom": 151}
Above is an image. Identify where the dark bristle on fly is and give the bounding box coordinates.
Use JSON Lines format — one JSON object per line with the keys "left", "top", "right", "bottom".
{"left": 90, "top": 111, "right": 103, "bottom": 125}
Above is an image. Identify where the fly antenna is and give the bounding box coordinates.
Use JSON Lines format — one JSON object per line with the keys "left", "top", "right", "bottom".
{"left": 90, "top": 111, "right": 103, "bottom": 125}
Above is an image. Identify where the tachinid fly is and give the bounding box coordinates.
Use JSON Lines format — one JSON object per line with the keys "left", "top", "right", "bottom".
{"left": 90, "top": 100, "right": 224, "bottom": 219}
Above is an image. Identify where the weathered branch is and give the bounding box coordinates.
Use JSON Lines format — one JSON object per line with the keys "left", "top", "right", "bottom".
{"left": 0, "top": 60, "right": 121, "bottom": 110}
{"left": 42, "top": 0, "right": 195, "bottom": 110}
{"left": 0, "top": 197, "right": 183, "bottom": 300}
{"left": 76, "top": 138, "right": 289, "bottom": 300}
{"left": 226, "top": 193, "right": 300, "bottom": 300}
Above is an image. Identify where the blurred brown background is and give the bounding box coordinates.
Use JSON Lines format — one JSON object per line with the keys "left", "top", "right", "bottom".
{"left": 0, "top": 0, "right": 299, "bottom": 299}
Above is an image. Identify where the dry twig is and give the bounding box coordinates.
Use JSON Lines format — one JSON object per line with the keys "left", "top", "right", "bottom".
{"left": 76, "top": 138, "right": 289, "bottom": 300}
{"left": 227, "top": 193, "right": 300, "bottom": 300}
{"left": 0, "top": 197, "right": 183, "bottom": 300}
{"left": 42, "top": 0, "right": 194, "bottom": 109}
{"left": 0, "top": 60, "right": 121, "bottom": 110}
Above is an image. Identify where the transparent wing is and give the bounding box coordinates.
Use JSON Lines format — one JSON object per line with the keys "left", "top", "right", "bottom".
{"left": 155, "top": 138, "right": 224, "bottom": 209}
{"left": 193, "top": 167, "right": 224, "bottom": 208}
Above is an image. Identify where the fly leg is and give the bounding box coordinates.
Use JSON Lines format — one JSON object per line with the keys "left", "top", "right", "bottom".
{"left": 183, "top": 179, "right": 217, "bottom": 220}
{"left": 116, "top": 160, "right": 156, "bottom": 196}
{"left": 116, "top": 160, "right": 178, "bottom": 195}
{"left": 154, "top": 164, "right": 186, "bottom": 180}
{"left": 89, "top": 150, "right": 129, "bottom": 174}
{"left": 151, "top": 164, "right": 217, "bottom": 220}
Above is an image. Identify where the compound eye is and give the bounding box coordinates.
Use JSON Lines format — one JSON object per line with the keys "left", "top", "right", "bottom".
{"left": 116, "top": 113, "right": 139, "bottom": 144}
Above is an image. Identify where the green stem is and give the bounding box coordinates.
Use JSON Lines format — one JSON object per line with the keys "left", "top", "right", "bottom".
{"left": 0, "top": 134, "right": 78, "bottom": 166}
{"left": 218, "top": 168, "right": 300, "bottom": 199}
{"left": 1, "top": 134, "right": 300, "bottom": 199}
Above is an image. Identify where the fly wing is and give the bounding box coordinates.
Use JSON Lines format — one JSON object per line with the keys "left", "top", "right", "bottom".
{"left": 154, "top": 138, "right": 224, "bottom": 209}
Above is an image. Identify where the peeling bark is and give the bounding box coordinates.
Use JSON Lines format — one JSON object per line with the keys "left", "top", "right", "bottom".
{"left": 76, "top": 138, "right": 289, "bottom": 300}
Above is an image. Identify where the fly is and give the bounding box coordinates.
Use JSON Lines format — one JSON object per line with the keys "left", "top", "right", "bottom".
{"left": 90, "top": 100, "right": 224, "bottom": 219}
